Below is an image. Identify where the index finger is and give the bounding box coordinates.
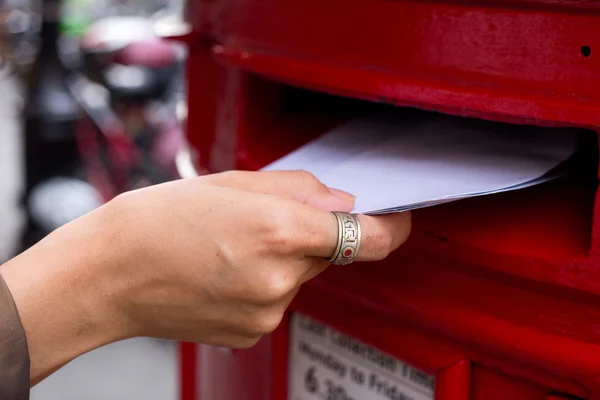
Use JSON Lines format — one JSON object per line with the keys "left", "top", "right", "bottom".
{"left": 201, "top": 170, "right": 355, "bottom": 212}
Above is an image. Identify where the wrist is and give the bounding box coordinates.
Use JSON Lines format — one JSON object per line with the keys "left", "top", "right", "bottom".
{"left": 1, "top": 203, "right": 133, "bottom": 385}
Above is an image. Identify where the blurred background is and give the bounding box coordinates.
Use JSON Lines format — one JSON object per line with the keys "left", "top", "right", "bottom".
{"left": 0, "top": 0, "right": 194, "bottom": 397}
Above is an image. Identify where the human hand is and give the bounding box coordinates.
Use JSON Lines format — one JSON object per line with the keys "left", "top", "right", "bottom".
{"left": 104, "top": 170, "right": 411, "bottom": 347}
{"left": 1, "top": 170, "right": 411, "bottom": 384}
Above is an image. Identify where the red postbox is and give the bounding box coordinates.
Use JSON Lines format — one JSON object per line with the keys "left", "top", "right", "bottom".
{"left": 175, "top": 1, "right": 600, "bottom": 399}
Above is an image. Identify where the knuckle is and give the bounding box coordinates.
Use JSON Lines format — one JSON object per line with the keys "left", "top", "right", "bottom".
{"left": 250, "top": 270, "right": 297, "bottom": 304}
{"left": 254, "top": 310, "right": 284, "bottom": 335}
{"left": 293, "top": 170, "right": 322, "bottom": 189}
{"left": 263, "top": 272, "right": 296, "bottom": 301}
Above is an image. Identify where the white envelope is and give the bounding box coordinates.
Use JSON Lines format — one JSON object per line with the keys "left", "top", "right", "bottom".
{"left": 262, "top": 114, "right": 581, "bottom": 214}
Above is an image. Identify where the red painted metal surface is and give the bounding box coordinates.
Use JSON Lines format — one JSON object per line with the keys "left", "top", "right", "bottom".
{"left": 179, "top": 342, "right": 198, "bottom": 400}
{"left": 181, "top": 0, "right": 600, "bottom": 399}
{"left": 435, "top": 361, "right": 471, "bottom": 400}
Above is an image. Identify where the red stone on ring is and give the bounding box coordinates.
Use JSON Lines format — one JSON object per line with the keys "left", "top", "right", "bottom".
{"left": 343, "top": 248, "right": 353, "bottom": 257}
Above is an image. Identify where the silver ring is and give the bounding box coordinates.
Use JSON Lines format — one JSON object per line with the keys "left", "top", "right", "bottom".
{"left": 328, "top": 212, "right": 361, "bottom": 265}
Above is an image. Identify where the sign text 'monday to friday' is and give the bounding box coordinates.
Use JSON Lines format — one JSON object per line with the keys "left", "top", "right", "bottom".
{"left": 297, "top": 316, "right": 435, "bottom": 394}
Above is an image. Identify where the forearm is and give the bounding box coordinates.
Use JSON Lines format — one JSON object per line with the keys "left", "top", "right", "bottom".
{"left": 0, "top": 206, "right": 129, "bottom": 386}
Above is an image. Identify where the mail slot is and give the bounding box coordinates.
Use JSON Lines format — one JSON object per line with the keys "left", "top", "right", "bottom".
{"left": 177, "top": 1, "right": 600, "bottom": 399}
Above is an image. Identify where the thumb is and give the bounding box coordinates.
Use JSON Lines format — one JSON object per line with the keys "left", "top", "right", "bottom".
{"left": 200, "top": 170, "right": 356, "bottom": 212}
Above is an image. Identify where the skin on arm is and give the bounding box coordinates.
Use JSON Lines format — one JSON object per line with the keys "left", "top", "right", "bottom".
{"left": 0, "top": 170, "right": 412, "bottom": 386}
{"left": 0, "top": 207, "right": 133, "bottom": 385}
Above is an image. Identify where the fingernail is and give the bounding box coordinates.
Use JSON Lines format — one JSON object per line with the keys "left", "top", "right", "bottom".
{"left": 329, "top": 188, "right": 355, "bottom": 200}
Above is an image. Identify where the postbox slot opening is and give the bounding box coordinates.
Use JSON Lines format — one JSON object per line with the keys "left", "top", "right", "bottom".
{"left": 239, "top": 76, "right": 598, "bottom": 260}
{"left": 414, "top": 131, "right": 598, "bottom": 260}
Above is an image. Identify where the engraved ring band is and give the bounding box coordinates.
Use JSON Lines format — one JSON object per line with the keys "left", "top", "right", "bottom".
{"left": 328, "top": 212, "right": 362, "bottom": 266}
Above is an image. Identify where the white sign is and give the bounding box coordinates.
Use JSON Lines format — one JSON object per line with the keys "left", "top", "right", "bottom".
{"left": 288, "top": 314, "right": 435, "bottom": 400}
